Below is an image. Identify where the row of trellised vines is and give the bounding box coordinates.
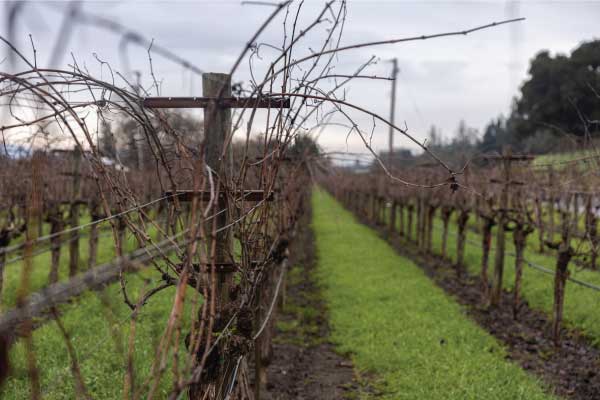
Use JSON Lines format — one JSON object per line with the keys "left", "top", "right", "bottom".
{"left": 324, "top": 150, "right": 600, "bottom": 346}
{"left": 0, "top": 1, "right": 525, "bottom": 398}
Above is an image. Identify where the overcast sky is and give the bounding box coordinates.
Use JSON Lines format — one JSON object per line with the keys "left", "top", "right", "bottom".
{"left": 2, "top": 1, "right": 599, "bottom": 159}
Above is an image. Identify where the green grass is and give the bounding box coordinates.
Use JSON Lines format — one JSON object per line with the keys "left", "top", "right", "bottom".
{"left": 2, "top": 226, "right": 116, "bottom": 309}
{"left": 1, "top": 210, "right": 163, "bottom": 308}
{"left": 391, "top": 205, "right": 600, "bottom": 346}
{"left": 2, "top": 275, "right": 194, "bottom": 399}
{"left": 312, "top": 190, "right": 554, "bottom": 399}
{"left": 533, "top": 149, "right": 600, "bottom": 170}
{"left": 1, "top": 216, "right": 196, "bottom": 399}
{"left": 0, "top": 202, "right": 255, "bottom": 398}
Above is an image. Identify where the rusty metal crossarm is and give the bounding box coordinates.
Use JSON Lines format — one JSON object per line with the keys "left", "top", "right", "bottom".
{"left": 176, "top": 261, "right": 262, "bottom": 275}
{"left": 489, "top": 178, "right": 525, "bottom": 186}
{"left": 164, "top": 190, "right": 275, "bottom": 202}
{"left": 142, "top": 96, "right": 290, "bottom": 109}
{"left": 484, "top": 154, "right": 535, "bottom": 161}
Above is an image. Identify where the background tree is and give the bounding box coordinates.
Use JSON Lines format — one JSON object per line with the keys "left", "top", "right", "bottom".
{"left": 510, "top": 40, "right": 600, "bottom": 143}
{"left": 479, "top": 116, "right": 511, "bottom": 154}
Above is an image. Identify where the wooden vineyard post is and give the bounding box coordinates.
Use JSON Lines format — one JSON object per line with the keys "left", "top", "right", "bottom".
{"left": 87, "top": 200, "right": 101, "bottom": 270}
{"left": 480, "top": 216, "right": 495, "bottom": 295}
{"left": 203, "top": 72, "right": 234, "bottom": 310}
{"left": 68, "top": 147, "right": 82, "bottom": 277}
{"left": 398, "top": 200, "right": 405, "bottom": 237}
{"left": 453, "top": 163, "right": 471, "bottom": 271}
{"left": 552, "top": 245, "right": 572, "bottom": 345}
{"left": 426, "top": 202, "right": 437, "bottom": 253}
{"left": 370, "top": 193, "right": 376, "bottom": 223}
{"left": 377, "top": 194, "right": 384, "bottom": 225}
{"left": 0, "top": 234, "right": 7, "bottom": 295}
{"left": 189, "top": 73, "right": 235, "bottom": 400}
{"left": 168, "top": 72, "right": 233, "bottom": 399}
{"left": 19, "top": 151, "right": 43, "bottom": 398}
{"left": 440, "top": 205, "right": 453, "bottom": 259}
{"left": 378, "top": 174, "right": 386, "bottom": 226}
{"left": 455, "top": 209, "right": 470, "bottom": 270}
{"left": 0, "top": 215, "right": 25, "bottom": 295}
{"left": 46, "top": 202, "right": 64, "bottom": 283}
{"left": 357, "top": 191, "right": 363, "bottom": 217}
{"left": 547, "top": 166, "right": 555, "bottom": 244}
{"left": 407, "top": 201, "right": 414, "bottom": 241}
{"left": 477, "top": 195, "right": 496, "bottom": 298}
{"left": 534, "top": 192, "right": 545, "bottom": 253}
{"left": 585, "top": 193, "right": 598, "bottom": 270}
{"left": 416, "top": 197, "right": 423, "bottom": 248}
{"left": 548, "top": 195, "right": 574, "bottom": 345}
{"left": 474, "top": 196, "right": 481, "bottom": 227}
{"left": 511, "top": 223, "right": 526, "bottom": 318}
{"left": 117, "top": 216, "right": 126, "bottom": 256}
{"left": 510, "top": 188, "right": 534, "bottom": 319}
{"left": 374, "top": 195, "right": 380, "bottom": 225}
{"left": 375, "top": 194, "right": 381, "bottom": 225}
{"left": 488, "top": 149, "right": 534, "bottom": 306}
{"left": 143, "top": 77, "right": 290, "bottom": 399}
{"left": 418, "top": 198, "right": 425, "bottom": 250}
{"left": 573, "top": 192, "right": 580, "bottom": 237}
{"left": 389, "top": 198, "right": 397, "bottom": 234}
{"left": 490, "top": 147, "right": 511, "bottom": 306}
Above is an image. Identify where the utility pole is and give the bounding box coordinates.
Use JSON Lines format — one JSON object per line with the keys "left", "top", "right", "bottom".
{"left": 388, "top": 58, "right": 398, "bottom": 168}
{"left": 490, "top": 146, "right": 511, "bottom": 306}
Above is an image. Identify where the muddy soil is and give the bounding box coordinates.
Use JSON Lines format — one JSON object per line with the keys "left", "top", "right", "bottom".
{"left": 256, "top": 209, "right": 362, "bottom": 400}
{"left": 373, "top": 220, "right": 600, "bottom": 400}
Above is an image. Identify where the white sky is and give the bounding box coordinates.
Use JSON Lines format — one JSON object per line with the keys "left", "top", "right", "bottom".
{"left": 2, "top": 0, "right": 599, "bottom": 158}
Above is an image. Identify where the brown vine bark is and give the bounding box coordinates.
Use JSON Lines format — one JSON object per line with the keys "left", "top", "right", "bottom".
{"left": 552, "top": 244, "right": 573, "bottom": 346}
{"left": 585, "top": 194, "right": 598, "bottom": 270}
{"left": 47, "top": 204, "right": 64, "bottom": 284}
{"left": 407, "top": 204, "right": 414, "bottom": 242}
{"left": 534, "top": 195, "right": 545, "bottom": 253}
{"left": 426, "top": 204, "right": 436, "bottom": 253}
{"left": 398, "top": 202, "right": 405, "bottom": 236}
{"left": 440, "top": 206, "right": 453, "bottom": 259}
{"left": 415, "top": 199, "right": 422, "bottom": 247}
{"left": 512, "top": 224, "right": 533, "bottom": 319}
{"left": 480, "top": 217, "right": 495, "bottom": 298}
{"left": 68, "top": 148, "right": 82, "bottom": 278}
{"left": 389, "top": 200, "right": 397, "bottom": 234}
{"left": 456, "top": 210, "right": 470, "bottom": 271}
{"left": 88, "top": 202, "right": 101, "bottom": 270}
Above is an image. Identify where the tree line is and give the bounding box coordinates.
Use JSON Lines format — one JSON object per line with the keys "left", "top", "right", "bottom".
{"left": 385, "top": 39, "right": 600, "bottom": 168}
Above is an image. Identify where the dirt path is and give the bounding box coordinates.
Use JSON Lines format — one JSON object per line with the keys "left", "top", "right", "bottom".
{"left": 259, "top": 210, "right": 360, "bottom": 400}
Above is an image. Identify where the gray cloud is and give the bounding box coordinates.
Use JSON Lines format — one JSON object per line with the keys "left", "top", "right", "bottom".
{"left": 2, "top": 0, "right": 599, "bottom": 156}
